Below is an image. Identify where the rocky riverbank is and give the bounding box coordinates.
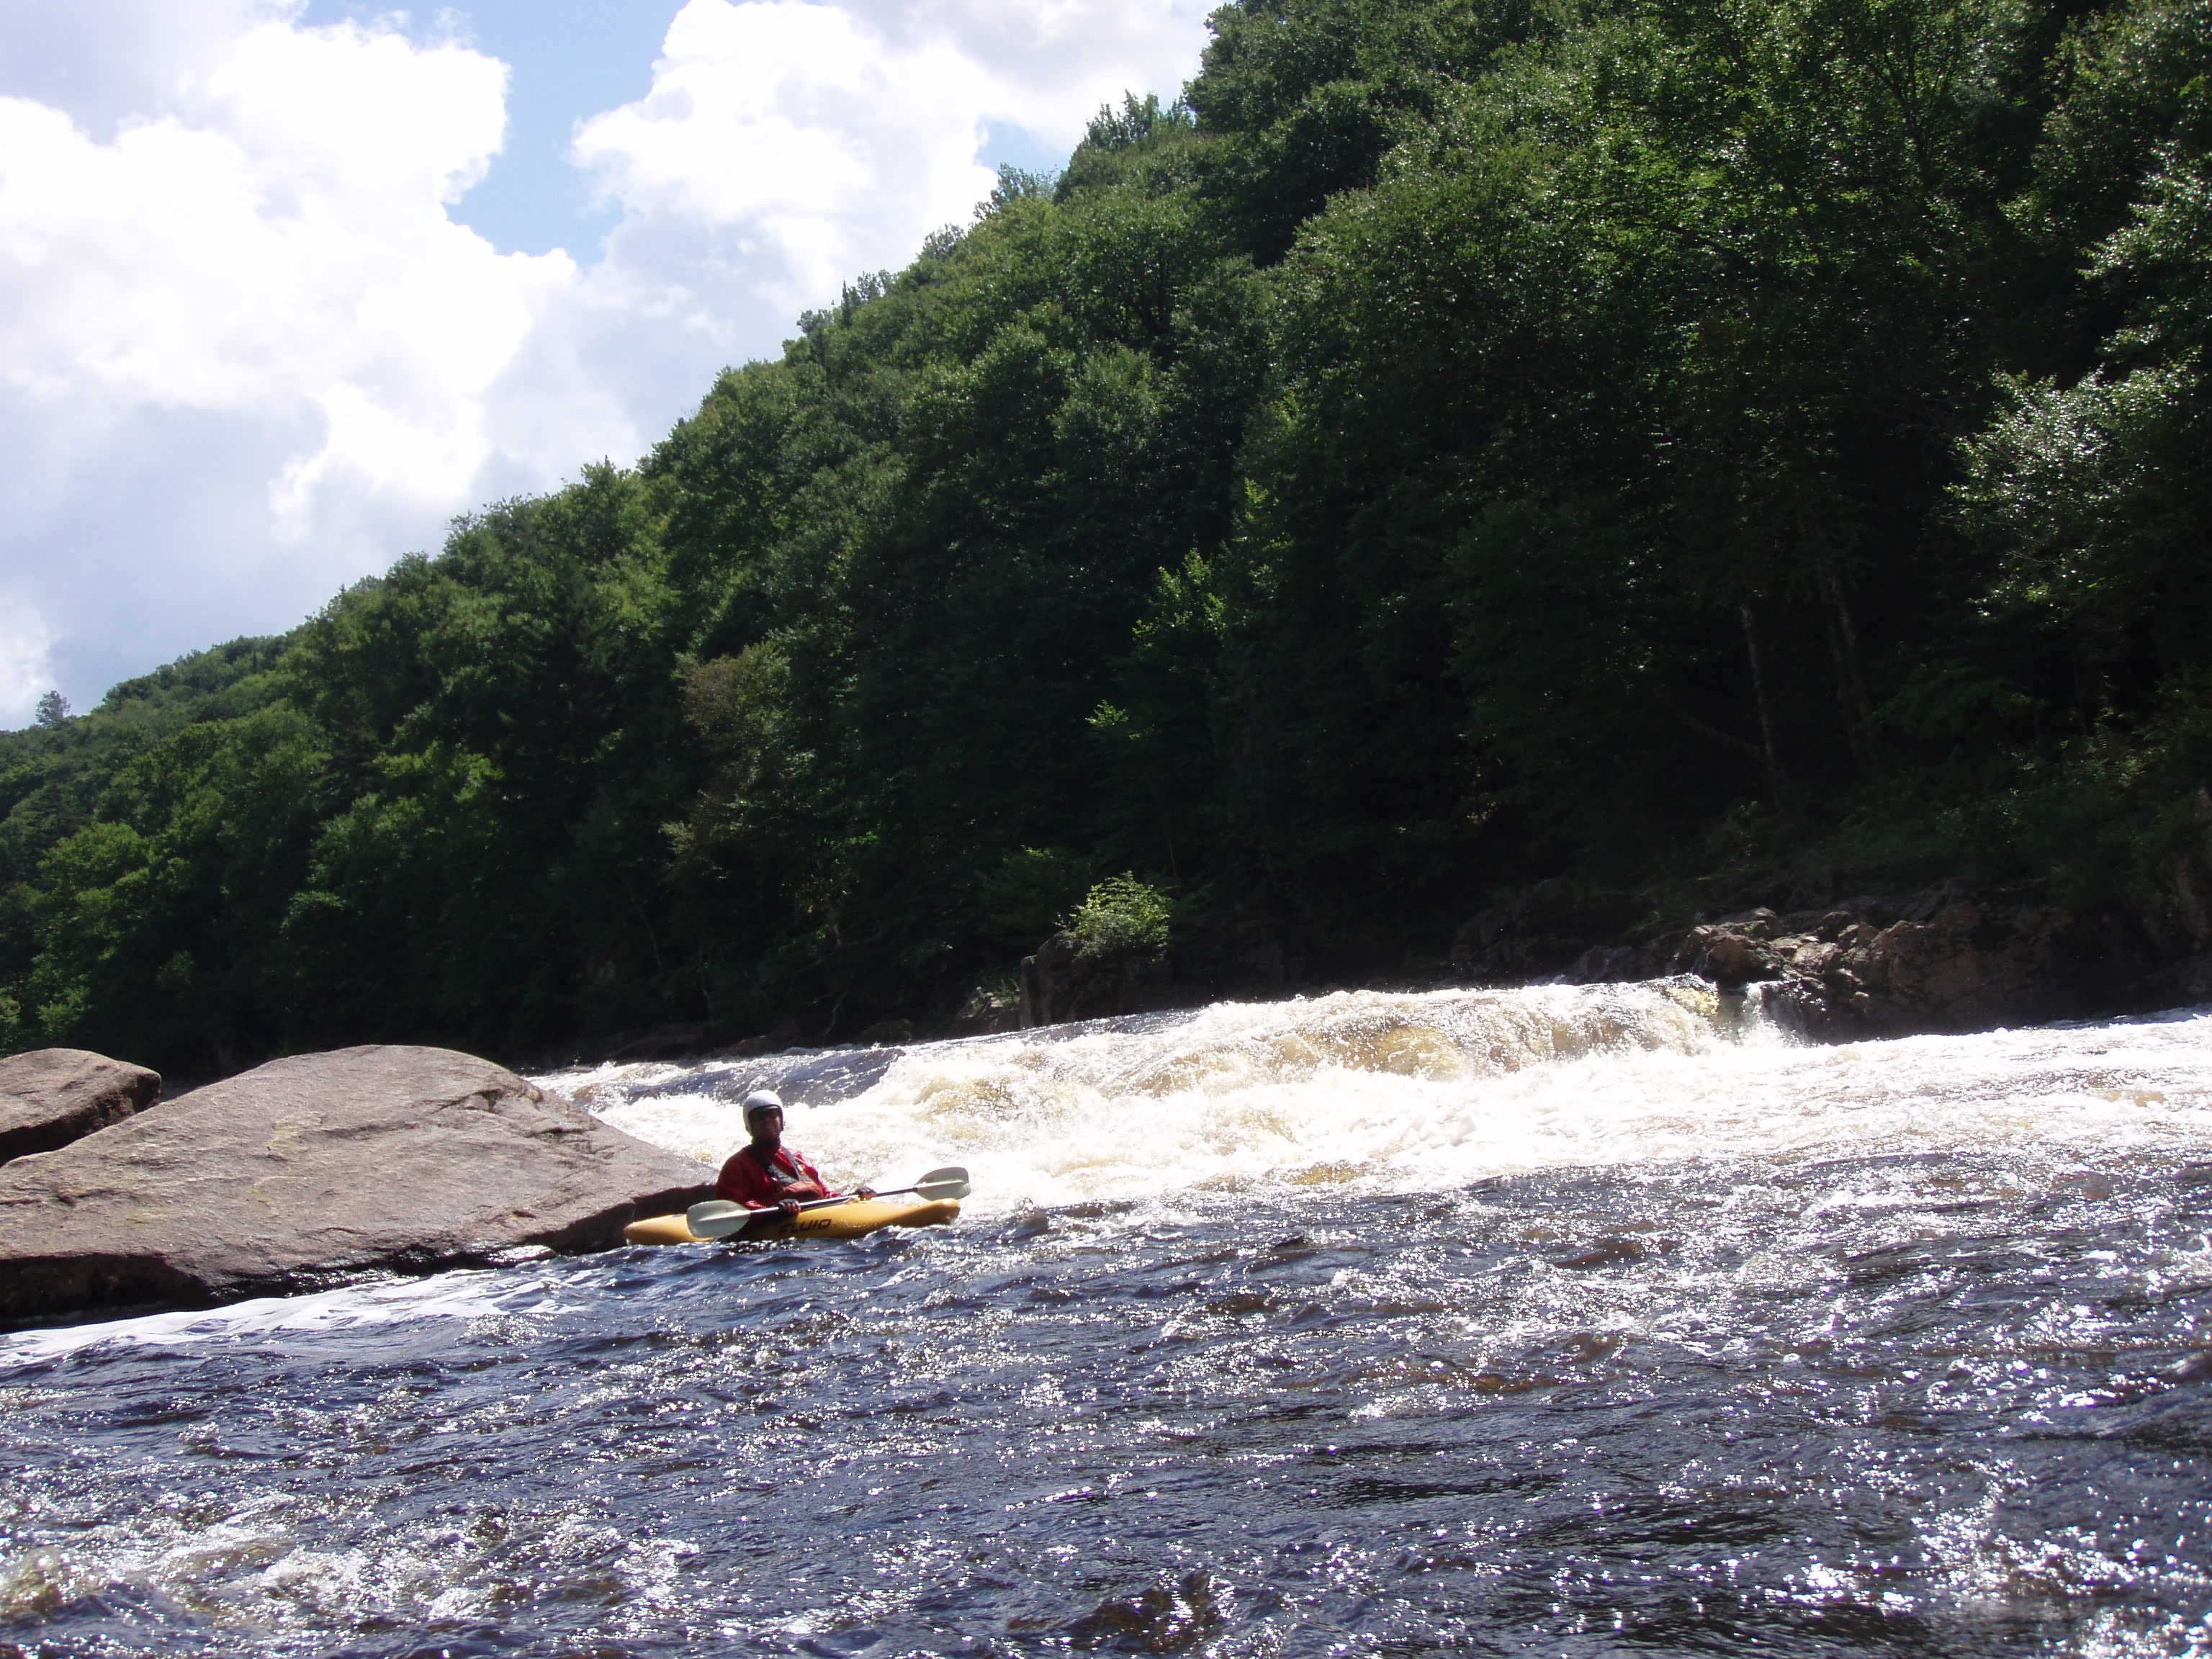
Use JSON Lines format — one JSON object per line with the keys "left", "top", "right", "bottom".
{"left": 1450, "top": 878, "right": 2212, "bottom": 1039}
{"left": 1442, "top": 793, "right": 2212, "bottom": 1035}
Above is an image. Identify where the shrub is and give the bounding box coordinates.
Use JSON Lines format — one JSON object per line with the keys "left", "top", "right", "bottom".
{"left": 1067, "top": 874, "right": 1172, "bottom": 963}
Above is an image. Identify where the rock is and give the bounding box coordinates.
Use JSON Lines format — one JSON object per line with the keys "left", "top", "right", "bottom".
{"left": 1020, "top": 931, "right": 1083, "bottom": 1027}
{"left": 0, "top": 1049, "right": 161, "bottom": 1167}
{"left": 1835, "top": 896, "right": 1902, "bottom": 927}
{"left": 1564, "top": 944, "right": 1647, "bottom": 984}
{"left": 1469, "top": 871, "right": 2204, "bottom": 1036}
{"left": 1676, "top": 924, "right": 1785, "bottom": 988}
{"left": 1711, "top": 907, "right": 1779, "bottom": 940}
{"left": 950, "top": 988, "right": 1021, "bottom": 1038}
{"left": 0, "top": 1045, "right": 715, "bottom": 1325}
{"left": 1780, "top": 937, "right": 1838, "bottom": 977}
{"left": 1758, "top": 893, "right": 2150, "bottom": 1038}
{"left": 1588, "top": 884, "right": 2181, "bottom": 1035}
{"left": 1019, "top": 930, "right": 1174, "bottom": 1028}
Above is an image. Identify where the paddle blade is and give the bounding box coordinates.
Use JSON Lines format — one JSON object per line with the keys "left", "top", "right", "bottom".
{"left": 910, "top": 1167, "right": 971, "bottom": 1201}
{"left": 684, "top": 1199, "right": 756, "bottom": 1239}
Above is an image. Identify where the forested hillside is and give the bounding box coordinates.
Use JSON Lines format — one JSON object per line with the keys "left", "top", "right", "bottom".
{"left": 4, "top": 0, "right": 2208, "bottom": 1073}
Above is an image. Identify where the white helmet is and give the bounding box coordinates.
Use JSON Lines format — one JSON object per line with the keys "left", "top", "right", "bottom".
{"left": 742, "top": 1089, "right": 785, "bottom": 1122}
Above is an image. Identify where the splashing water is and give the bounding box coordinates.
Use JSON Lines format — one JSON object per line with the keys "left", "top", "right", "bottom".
{"left": 557, "top": 984, "right": 2212, "bottom": 1213}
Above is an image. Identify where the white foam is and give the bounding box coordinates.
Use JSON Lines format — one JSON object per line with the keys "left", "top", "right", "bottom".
{"left": 0, "top": 1263, "right": 562, "bottom": 1366}
{"left": 570, "top": 987, "right": 2212, "bottom": 1216}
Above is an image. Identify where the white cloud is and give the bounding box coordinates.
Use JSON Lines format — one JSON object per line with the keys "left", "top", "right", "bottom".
{"left": 575, "top": 2, "right": 997, "bottom": 317}
{"left": 0, "top": 18, "right": 577, "bottom": 528}
{"left": 575, "top": 0, "right": 1211, "bottom": 323}
{"left": 0, "top": 8, "right": 595, "bottom": 724}
{"left": 0, "top": 597, "right": 57, "bottom": 718}
{"left": 0, "top": 0, "right": 1213, "bottom": 727}
{"left": 0, "top": 0, "right": 279, "bottom": 139}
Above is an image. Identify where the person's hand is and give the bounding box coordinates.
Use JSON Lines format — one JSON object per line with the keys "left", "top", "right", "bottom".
{"left": 778, "top": 1198, "right": 802, "bottom": 1217}
{"left": 855, "top": 1186, "right": 876, "bottom": 1200}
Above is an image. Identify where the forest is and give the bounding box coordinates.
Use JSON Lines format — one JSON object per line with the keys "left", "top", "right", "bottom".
{"left": 2, "top": 0, "right": 2208, "bottom": 1074}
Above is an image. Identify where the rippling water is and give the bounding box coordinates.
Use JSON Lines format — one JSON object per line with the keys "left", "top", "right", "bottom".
{"left": 4, "top": 986, "right": 2211, "bottom": 1657}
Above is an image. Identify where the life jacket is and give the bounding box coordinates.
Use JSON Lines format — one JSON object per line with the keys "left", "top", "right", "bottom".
{"left": 715, "top": 1141, "right": 835, "bottom": 1208}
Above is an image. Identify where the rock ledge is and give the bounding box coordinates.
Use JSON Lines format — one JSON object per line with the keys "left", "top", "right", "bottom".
{"left": 0, "top": 1048, "right": 161, "bottom": 1167}
{"left": 0, "top": 1045, "right": 714, "bottom": 1326}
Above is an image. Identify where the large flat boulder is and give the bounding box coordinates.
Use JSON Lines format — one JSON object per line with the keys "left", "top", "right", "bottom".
{"left": 0, "top": 1048, "right": 161, "bottom": 1166}
{"left": 0, "top": 1046, "right": 715, "bottom": 1325}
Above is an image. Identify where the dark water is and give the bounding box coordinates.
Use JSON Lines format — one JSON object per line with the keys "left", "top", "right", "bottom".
{"left": 4, "top": 1149, "right": 2210, "bottom": 1658}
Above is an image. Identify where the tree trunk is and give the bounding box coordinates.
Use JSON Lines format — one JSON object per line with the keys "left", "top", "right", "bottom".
{"left": 1817, "top": 559, "right": 1876, "bottom": 773}
{"left": 1740, "top": 601, "right": 1787, "bottom": 802}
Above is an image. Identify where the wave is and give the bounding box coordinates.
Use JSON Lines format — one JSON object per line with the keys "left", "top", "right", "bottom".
{"left": 550, "top": 985, "right": 2212, "bottom": 1215}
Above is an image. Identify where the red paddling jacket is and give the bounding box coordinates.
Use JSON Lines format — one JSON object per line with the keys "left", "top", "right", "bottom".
{"left": 716, "top": 1142, "right": 840, "bottom": 1210}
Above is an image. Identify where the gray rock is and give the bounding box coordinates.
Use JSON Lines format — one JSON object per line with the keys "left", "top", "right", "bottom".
{"left": 1019, "top": 930, "right": 1174, "bottom": 1028}
{"left": 1711, "top": 907, "right": 1779, "bottom": 940}
{"left": 0, "top": 1048, "right": 161, "bottom": 1167}
{"left": 1676, "top": 924, "right": 1786, "bottom": 988}
{"left": 1563, "top": 943, "right": 1660, "bottom": 984}
{"left": 952, "top": 987, "right": 1022, "bottom": 1037}
{"left": 0, "top": 1045, "right": 715, "bottom": 1325}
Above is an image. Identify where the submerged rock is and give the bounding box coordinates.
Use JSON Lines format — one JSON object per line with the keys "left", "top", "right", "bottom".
{"left": 0, "top": 1048, "right": 161, "bottom": 1167}
{"left": 0, "top": 1045, "right": 715, "bottom": 1326}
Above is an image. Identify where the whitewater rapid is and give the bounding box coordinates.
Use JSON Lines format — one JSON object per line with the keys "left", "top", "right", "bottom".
{"left": 549, "top": 982, "right": 2212, "bottom": 1215}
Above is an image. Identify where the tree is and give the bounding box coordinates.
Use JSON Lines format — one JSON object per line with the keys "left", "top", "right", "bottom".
{"left": 6, "top": 0, "right": 2208, "bottom": 1063}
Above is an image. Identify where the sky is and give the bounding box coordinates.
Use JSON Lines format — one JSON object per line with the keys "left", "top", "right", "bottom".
{"left": 0, "top": 0, "right": 1214, "bottom": 727}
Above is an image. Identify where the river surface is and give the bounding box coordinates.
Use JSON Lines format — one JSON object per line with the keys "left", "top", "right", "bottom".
{"left": 4, "top": 983, "right": 2211, "bottom": 1657}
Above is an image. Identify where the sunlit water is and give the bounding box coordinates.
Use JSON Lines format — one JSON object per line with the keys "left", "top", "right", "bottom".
{"left": 4, "top": 984, "right": 2211, "bottom": 1657}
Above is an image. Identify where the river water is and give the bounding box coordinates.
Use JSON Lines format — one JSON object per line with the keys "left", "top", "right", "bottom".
{"left": 4, "top": 982, "right": 2211, "bottom": 1657}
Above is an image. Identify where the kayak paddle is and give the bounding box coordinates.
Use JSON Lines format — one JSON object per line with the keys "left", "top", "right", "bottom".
{"left": 685, "top": 1166, "right": 971, "bottom": 1240}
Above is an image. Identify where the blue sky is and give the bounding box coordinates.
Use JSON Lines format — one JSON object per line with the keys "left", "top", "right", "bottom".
{"left": 296, "top": 0, "right": 1071, "bottom": 257}
{"left": 300, "top": 0, "right": 675, "bottom": 258}
{"left": 0, "top": 0, "right": 1208, "bottom": 724}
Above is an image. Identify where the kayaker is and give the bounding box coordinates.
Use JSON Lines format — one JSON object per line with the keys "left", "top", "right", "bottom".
{"left": 716, "top": 1090, "right": 875, "bottom": 1218}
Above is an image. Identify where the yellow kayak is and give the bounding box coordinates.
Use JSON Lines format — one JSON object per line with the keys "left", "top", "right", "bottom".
{"left": 624, "top": 1195, "right": 961, "bottom": 1246}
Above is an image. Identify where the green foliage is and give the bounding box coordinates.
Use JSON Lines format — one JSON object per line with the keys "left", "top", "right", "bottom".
{"left": 978, "top": 848, "right": 1096, "bottom": 951}
{"left": 6, "top": 0, "right": 2211, "bottom": 1069}
{"left": 1067, "top": 875, "right": 1174, "bottom": 963}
